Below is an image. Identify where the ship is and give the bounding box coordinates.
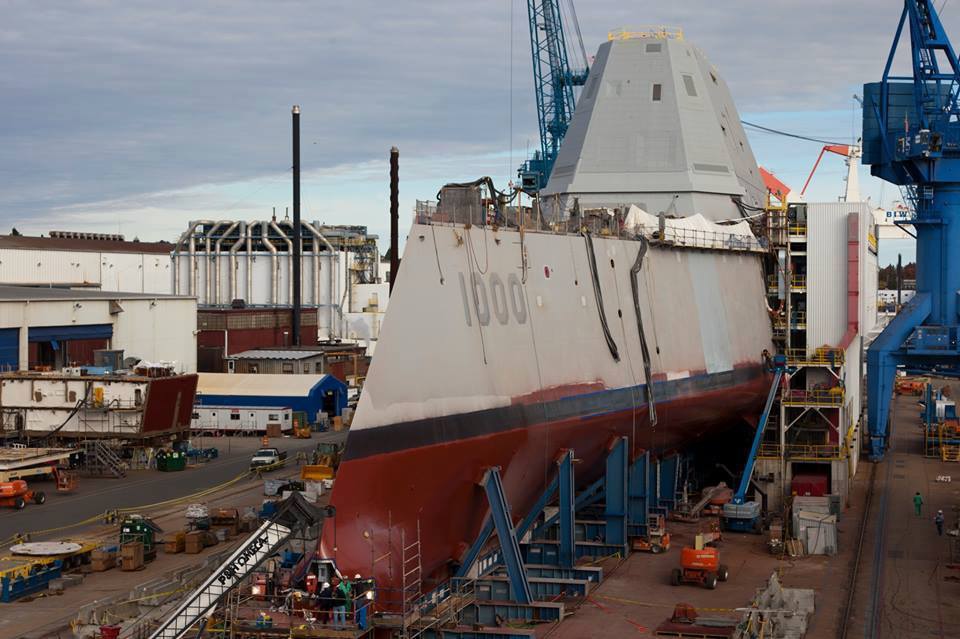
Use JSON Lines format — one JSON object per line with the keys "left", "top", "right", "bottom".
{"left": 321, "top": 29, "right": 774, "bottom": 595}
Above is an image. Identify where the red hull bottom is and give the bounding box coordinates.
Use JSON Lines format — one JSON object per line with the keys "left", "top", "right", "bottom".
{"left": 321, "top": 373, "right": 769, "bottom": 596}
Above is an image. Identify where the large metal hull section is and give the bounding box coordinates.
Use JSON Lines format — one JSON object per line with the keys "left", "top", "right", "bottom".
{"left": 323, "top": 222, "right": 773, "bottom": 592}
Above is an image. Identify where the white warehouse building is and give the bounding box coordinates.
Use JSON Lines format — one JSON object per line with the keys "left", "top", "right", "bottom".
{"left": 0, "top": 232, "right": 174, "bottom": 294}
{"left": 0, "top": 286, "right": 197, "bottom": 372}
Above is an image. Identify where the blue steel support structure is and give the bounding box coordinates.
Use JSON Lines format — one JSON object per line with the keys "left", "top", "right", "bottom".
{"left": 604, "top": 437, "right": 629, "bottom": 554}
{"left": 864, "top": 0, "right": 960, "bottom": 460}
{"left": 480, "top": 468, "right": 533, "bottom": 604}
{"left": 519, "top": 0, "right": 589, "bottom": 192}
{"left": 557, "top": 450, "right": 576, "bottom": 569}
{"left": 627, "top": 450, "right": 653, "bottom": 535}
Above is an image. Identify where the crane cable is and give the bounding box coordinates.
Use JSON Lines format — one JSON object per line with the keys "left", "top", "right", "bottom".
{"left": 740, "top": 120, "right": 850, "bottom": 147}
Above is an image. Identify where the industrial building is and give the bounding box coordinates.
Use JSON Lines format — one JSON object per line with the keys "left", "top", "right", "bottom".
{"left": 190, "top": 405, "right": 293, "bottom": 436}
{"left": 757, "top": 201, "right": 879, "bottom": 510}
{"left": 196, "top": 307, "right": 320, "bottom": 372}
{"left": 0, "top": 232, "right": 174, "bottom": 294}
{"left": 194, "top": 372, "right": 347, "bottom": 425}
{"left": 0, "top": 224, "right": 390, "bottom": 362}
{"left": 171, "top": 219, "right": 383, "bottom": 343}
{"left": 224, "top": 344, "right": 369, "bottom": 384}
{"left": 0, "top": 286, "right": 197, "bottom": 372}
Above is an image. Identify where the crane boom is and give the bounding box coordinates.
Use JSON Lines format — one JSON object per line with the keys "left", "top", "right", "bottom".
{"left": 519, "top": 0, "right": 589, "bottom": 192}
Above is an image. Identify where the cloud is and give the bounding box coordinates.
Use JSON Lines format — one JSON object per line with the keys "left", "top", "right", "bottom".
{"left": 38, "top": 150, "right": 513, "bottom": 244}
{"left": 0, "top": 1, "right": 937, "bottom": 236}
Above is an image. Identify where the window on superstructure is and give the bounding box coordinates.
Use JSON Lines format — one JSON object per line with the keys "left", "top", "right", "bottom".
{"left": 682, "top": 74, "right": 697, "bottom": 97}
{"left": 652, "top": 83, "right": 662, "bottom": 102}
{"left": 645, "top": 43, "right": 662, "bottom": 53}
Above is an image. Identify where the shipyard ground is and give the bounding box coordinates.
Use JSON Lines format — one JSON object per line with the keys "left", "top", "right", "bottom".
{"left": 543, "top": 393, "right": 960, "bottom": 639}
{"left": 0, "top": 435, "right": 323, "bottom": 542}
{"left": 0, "top": 433, "right": 342, "bottom": 639}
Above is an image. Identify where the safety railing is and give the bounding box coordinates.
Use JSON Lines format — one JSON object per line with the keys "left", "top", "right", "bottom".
{"left": 781, "top": 388, "right": 844, "bottom": 407}
{"left": 786, "top": 347, "right": 845, "bottom": 367}
{"left": 767, "top": 273, "right": 807, "bottom": 290}
{"left": 757, "top": 442, "right": 846, "bottom": 460}
{"left": 608, "top": 26, "right": 684, "bottom": 41}
{"left": 788, "top": 223, "right": 808, "bottom": 237}
{"left": 772, "top": 311, "right": 806, "bottom": 330}
{"left": 645, "top": 224, "right": 764, "bottom": 253}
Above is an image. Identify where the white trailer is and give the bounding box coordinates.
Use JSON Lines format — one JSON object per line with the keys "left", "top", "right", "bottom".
{"left": 190, "top": 406, "right": 292, "bottom": 435}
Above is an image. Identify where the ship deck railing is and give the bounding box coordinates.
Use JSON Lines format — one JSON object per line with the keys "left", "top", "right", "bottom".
{"left": 415, "top": 214, "right": 768, "bottom": 254}
{"left": 757, "top": 442, "right": 846, "bottom": 460}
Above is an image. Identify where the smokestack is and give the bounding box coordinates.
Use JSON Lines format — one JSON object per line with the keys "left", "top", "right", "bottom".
{"left": 390, "top": 146, "right": 399, "bottom": 293}
{"left": 897, "top": 252, "right": 903, "bottom": 309}
{"left": 292, "top": 105, "right": 302, "bottom": 346}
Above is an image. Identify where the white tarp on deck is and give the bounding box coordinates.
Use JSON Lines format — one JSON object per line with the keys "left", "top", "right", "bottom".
{"left": 623, "top": 205, "right": 761, "bottom": 251}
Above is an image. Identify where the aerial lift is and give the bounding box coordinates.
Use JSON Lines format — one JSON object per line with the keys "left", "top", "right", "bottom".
{"left": 864, "top": 0, "right": 960, "bottom": 459}
{"left": 147, "top": 493, "right": 327, "bottom": 639}
{"left": 720, "top": 357, "right": 786, "bottom": 533}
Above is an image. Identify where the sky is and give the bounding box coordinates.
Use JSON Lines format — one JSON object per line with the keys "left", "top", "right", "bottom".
{"left": 0, "top": 0, "right": 943, "bottom": 265}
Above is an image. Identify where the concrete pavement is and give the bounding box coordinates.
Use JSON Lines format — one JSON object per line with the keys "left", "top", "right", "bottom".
{"left": 844, "top": 393, "right": 960, "bottom": 639}
{"left": 0, "top": 432, "right": 342, "bottom": 543}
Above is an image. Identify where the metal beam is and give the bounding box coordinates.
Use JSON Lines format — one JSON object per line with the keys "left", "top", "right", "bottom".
{"left": 867, "top": 292, "right": 932, "bottom": 459}
{"left": 481, "top": 467, "right": 532, "bottom": 605}
{"left": 557, "top": 449, "right": 575, "bottom": 568}
{"left": 627, "top": 450, "right": 651, "bottom": 534}
{"left": 604, "top": 437, "right": 628, "bottom": 554}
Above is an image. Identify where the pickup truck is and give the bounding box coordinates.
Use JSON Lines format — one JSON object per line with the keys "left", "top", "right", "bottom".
{"left": 250, "top": 448, "right": 287, "bottom": 471}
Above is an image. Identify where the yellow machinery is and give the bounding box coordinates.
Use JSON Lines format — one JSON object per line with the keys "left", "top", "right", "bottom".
{"left": 299, "top": 442, "right": 344, "bottom": 481}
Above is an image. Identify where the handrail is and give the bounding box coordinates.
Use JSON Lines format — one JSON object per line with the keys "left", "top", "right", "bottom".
{"left": 782, "top": 389, "right": 844, "bottom": 406}
{"left": 757, "top": 442, "right": 846, "bottom": 460}
{"left": 608, "top": 26, "right": 684, "bottom": 41}
{"left": 786, "top": 347, "right": 845, "bottom": 367}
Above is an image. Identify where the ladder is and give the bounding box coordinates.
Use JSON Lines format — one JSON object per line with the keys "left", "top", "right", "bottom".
{"left": 400, "top": 521, "right": 423, "bottom": 638}
{"left": 82, "top": 440, "right": 127, "bottom": 478}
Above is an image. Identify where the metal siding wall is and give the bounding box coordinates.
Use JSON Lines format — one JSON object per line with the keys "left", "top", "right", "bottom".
{"left": 860, "top": 210, "right": 879, "bottom": 336}
{"left": 0, "top": 248, "right": 101, "bottom": 286}
{"left": 807, "top": 203, "right": 870, "bottom": 351}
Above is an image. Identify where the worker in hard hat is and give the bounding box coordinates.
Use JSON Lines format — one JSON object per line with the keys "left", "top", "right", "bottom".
{"left": 330, "top": 577, "right": 348, "bottom": 628}
{"left": 317, "top": 581, "right": 333, "bottom": 625}
{"left": 352, "top": 573, "right": 370, "bottom": 629}
{"left": 935, "top": 509, "right": 945, "bottom": 536}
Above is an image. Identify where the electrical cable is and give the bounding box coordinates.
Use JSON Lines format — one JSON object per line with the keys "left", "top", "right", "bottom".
{"left": 740, "top": 120, "right": 850, "bottom": 146}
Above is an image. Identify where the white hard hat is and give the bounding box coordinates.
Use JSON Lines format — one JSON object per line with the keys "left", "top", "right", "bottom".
{"left": 322, "top": 582, "right": 330, "bottom": 589}
{"left": 354, "top": 573, "right": 362, "bottom": 579}
{"left": 938, "top": 509, "right": 944, "bottom": 514}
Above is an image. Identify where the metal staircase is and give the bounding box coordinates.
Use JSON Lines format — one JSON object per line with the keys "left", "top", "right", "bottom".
{"left": 82, "top": 440, "right": 127, "bottom": 478}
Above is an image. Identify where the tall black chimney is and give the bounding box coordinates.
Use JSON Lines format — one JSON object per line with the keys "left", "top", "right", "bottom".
{"left": 389, "top": 146, "right": 399, "bottom": 293}
{"left": 896, "top": 252, "right": 903, "bottom": 309}
{"left": 292, "top": 105, "right": 302, "bottom": 346}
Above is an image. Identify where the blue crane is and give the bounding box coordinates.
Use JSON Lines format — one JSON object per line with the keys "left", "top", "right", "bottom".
{"left": 518, "top": 0, "right": 590, "bottom": 192}
{"left": 862, "top": 0, "right": 960, "bottom": 459}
